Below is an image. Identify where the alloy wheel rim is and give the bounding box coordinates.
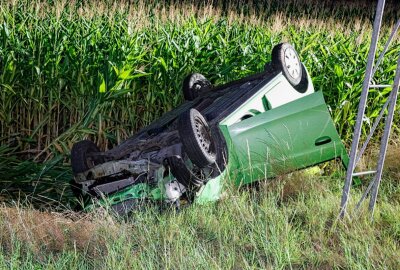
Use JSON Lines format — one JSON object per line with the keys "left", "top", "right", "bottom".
{"left": 284, "top": 47, "right": 301, "bottom": 79}
{"left": 194, "top": 117, "right": 216, "bottom": 159}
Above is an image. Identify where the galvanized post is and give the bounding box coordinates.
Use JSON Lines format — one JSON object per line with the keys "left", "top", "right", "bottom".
{"left": 339, "top": 0, "right": 386, "bottom": 218}
{"left": 355, "top": 19, "right": 400, "bottom": 164}
{"left": 371, "top": 19, "right": 400, "bottom": 78}
{"left": 368, "top": 55, "right": 400, "bottom": 214}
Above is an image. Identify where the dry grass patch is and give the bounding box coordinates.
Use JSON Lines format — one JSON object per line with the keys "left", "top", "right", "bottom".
{"left": 0, "top": 205, "right": 117, "bottom": 258}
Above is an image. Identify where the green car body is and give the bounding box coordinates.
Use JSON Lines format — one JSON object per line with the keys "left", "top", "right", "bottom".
{"left": 71, "top": 44, "right": 349, "bottom": 213}
{"left": 85, "top": 72, "right": 348, "bottom": 210}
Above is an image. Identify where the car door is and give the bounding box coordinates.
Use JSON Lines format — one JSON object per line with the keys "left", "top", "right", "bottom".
{"left": 220, "top": 91, "right": 347, "bottom": 186}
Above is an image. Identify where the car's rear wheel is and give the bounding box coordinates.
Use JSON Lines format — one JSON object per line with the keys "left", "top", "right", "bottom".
{"left": 70, "top": 140, "right": 103, "bottom": 203}
{"left": 71, "top": 140, "right": 102, "bottom": 175}
{"left": 178, "top": 108, "right": 216, "bottom": 168}
{"left": 295, "top": 63, "right": 309, "bottom": 93}
{"left": 271, "top": 43, "right": 303, "bottom": 88}
{"left": 182, "top": 73, "right": 212, "bottom": 101}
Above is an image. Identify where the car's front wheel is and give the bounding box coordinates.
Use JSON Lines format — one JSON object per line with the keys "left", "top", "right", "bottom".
{"left": 178, "top": 108, "right": 216, "bottom": 168}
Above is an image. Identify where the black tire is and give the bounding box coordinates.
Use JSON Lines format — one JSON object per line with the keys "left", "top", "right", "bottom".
{"left": 178, "top": 109, "right": 216, "bottom": 168}
{"left": 182, "top": 73, "right": 212, "bottom": 101}
{"left": 70, "top": 140, "right": 101, "bottom": 175}
{"left": 295, "top": 63, "right": 309, "bottom": 93}
{"left": 271, "top": 43, "right": 303, "bottom": 88}
{"left": 166, "top": 156, "right": 204, "bottom": 188}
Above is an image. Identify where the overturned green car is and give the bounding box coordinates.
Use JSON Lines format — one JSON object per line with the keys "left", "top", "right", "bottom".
{"left": 70, "top": 43, "right": 349, "bottom": 214}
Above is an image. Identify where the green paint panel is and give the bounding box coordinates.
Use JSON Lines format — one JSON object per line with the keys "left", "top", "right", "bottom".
{"left": 220, "top": 91, "right": 348, "bottom": 186}
{"left": 86, "top": 183, "right": 152, "bottom": 211}
{"left": 195, "top": 172, "right": 226, "bottom": 203}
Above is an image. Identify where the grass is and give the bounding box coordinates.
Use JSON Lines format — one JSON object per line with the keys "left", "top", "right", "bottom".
{"left": 1, "top": 160, "right": 400, "bottom": 269}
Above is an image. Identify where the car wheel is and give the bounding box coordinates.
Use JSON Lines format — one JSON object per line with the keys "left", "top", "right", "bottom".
{"left": 295, "top": 63, "right": 309, "bottom": 93}
{"left": 272, "top": 43, "right": 303, "bottom": 88}
{"left": 182, "top": 73, "right": 212, "bottom": 101}
{"left": 178, "top": 108, "right": 216, "bottom": 168}
{"left": 166, "top": 156, "right": 204, "bottom": 188}
{"left": 71, "top": 140, "right": 102, "bottom": 175}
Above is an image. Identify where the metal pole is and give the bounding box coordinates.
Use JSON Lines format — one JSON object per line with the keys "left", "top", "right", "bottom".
{"left": 371, "top": 19, "right": 400, "bottom": 79}
{"left": 355, "top": 98, "right": 389, "bottom": 164}
{"left": 356, "top": 176, "right": 376, "bottom": 210}
{"left": 339, "top": 0, "right": 386, "bottom": 219}
{"left": 369, "top": 55, "right": 400, "bottom": 215}
{"left": 355, "top": 20, "right": 400, "bottom": 163}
